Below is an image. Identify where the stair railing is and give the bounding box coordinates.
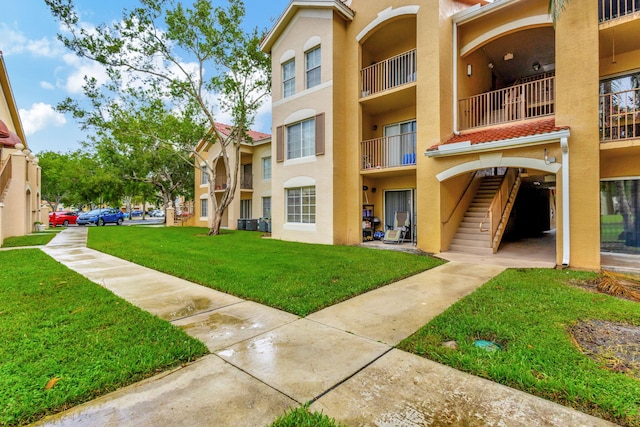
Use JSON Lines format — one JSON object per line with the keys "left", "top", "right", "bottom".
{"left": 442, "top": 170, "right": 479, "bottom": 225}
{"left": 0, "top": 156, "right": 12, "bottom": 203}
{"left": 479, "top": 168, "right": 518, "bottom": 239}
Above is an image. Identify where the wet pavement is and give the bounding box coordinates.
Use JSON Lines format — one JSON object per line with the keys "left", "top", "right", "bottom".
{"left": 32, "top": 227, "right": 616, "bottom": 427}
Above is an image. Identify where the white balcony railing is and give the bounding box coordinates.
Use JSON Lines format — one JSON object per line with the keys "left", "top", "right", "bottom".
{"left": 458, "top": 75, "right": 555, "bottom": 130}
{"left": 360, "top": 49, "right": 416, "bottom": 97}
{"left": 361, "top": 132, "right": 416, "bottom": 171}
{"left": 600, "top": 87, "right": 640, "bottom": 141}
{"left": 599, "top": 0, "right": 640, "bottom": 22}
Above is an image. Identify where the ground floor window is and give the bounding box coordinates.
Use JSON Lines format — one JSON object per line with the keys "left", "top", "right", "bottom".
{"left": 240, "top": 199, "right": 252, "bottom": 219}
{"left": 262, "top": 197, "right": 271, "bottom": 218}
{"left": 287, "top": 186, "right": 316, "bottom": 223}
{"left": 200, "top": 198, "right": 208, "bottom": 218}
{"left": 601, "top": 179, "right": 640, "bottom": 254}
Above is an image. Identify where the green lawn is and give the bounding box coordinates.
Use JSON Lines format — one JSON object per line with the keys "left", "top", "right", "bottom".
{"left": 87, "top": 227, "right": 443, "bottom": 316}
{"left": 2, "top": 229, "right": 62, "bottom": 248}
{"left": 397, "top": 268, "right": 640, "bottom": 427}
{"left": 0, "top": 249, "right": 208, "bottom": 427}
{"left": 269, "top": 405, "right": 346, "bottom": 427}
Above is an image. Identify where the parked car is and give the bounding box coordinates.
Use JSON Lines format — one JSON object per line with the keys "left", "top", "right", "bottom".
{"left": 48, "top": 211, "right": 78, "bottom": 227}
{"left": 150, "top": 210, "right": 165, "bottom": 217}
{"left": 77, "top": 208, "right": 125, "bottom": 226}
{"left": 131, "top": 210, "right": 143, "bottom": 217}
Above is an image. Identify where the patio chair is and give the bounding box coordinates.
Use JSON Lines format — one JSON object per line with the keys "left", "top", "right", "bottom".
{"left": 383, "top": 211, "right": 410, "bottom": 244}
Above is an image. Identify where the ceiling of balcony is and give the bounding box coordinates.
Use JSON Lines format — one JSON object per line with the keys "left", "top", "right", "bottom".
{"left": 599, "top": 17, "right": 640, "bottom": 59}
{"left": 480, "top": 27, "right": 555, "bottom": 85}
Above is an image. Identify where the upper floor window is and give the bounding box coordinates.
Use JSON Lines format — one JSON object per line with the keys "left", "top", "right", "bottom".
{"left": 262, "top": 157, "right": 272, "bottom": 180}
{"left": 305, "top": 46, "right": 321, "bottom": 89}
{"left": 287, "top": 118, "right": 315, "bottom": 160}
{"left": 200, "top": 169, "right": 209, "bottom": 185}
{"left": 283, "top": 59, "right": 295, "bottom": 98}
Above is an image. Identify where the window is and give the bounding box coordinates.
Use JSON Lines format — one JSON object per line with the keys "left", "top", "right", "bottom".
{"left": 262, "top": 157, "right": 272, "bottom": 180}
{"left": 305, "top": 47, "right": 321, "bottom": 89}
{"left": 384, "top": 120, "right": 417, "bottom": 167}
{"left": 200, "top": 169, "right": 209, "bottom": 185}
{"left": 240, "top": 199, "right": 252, "bottom": 219}
{"left": 262, "top": 197, "right": 271, "bottom": 218}
{"left": 287, "top": 186, "right": 316, "bottom": 223}
{"left": 287, "top": 118, "right": 315, "bottom": 160}
{"left": 282, "top": 59, "right": 295, "bottom": 98}
{"left": 200, "top": 198, "right": 208, "bottom": 218}
{"left": 600, "top": 179, "right": 640, "bottom": 255}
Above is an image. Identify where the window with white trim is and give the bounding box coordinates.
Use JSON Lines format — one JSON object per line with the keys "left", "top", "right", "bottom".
{"left": 262, "top": 197, "right": 271, "bottom": 218}
{"left": 305, "top": 46, "right": 321, "bottom": 89}
{"left": 200, "top": 198, "right": 208, "bottom": 217}
{"left": 286, "top": 186, "right": 316, "bottom": 223}
{"left": 262, "top": 157, "right": 271, "bottom": 180}
{"left": 287, "top": 118, "right": 315, "bottom": 160}
{"left": 282, "top": 59, "right": 295, "bottom": 98}
{"left": 201, "top": 169, "right": 209, "bottom": 185}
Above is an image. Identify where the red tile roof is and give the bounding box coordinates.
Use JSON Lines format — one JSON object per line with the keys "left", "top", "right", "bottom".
{"left": 0, "top": 119, "right": 22, "bottom": 148}
{"left": 429, "top": 118, "right": 569, "bottom": 151}
{"left": 214, "top": 122, "right": 270, "bottom": 142}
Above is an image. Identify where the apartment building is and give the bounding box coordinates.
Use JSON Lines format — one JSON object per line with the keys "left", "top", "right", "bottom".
{"left": 0, "top": 52, "right": 42, "bottom": 244}
{"left": 257, "top": 0, "right": 640, "bottom": 270}
{"left": 193, "top": 123, "right": 272, "bottom": 228}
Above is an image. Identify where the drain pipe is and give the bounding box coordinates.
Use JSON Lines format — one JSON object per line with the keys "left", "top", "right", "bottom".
{"left": 561, "top": 137, "right": 570, "bottom": 268}
{"left": 452, "top": 21, "right": 460, "bottom": 135}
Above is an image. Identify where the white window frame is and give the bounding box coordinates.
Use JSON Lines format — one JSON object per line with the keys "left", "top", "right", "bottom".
{"left": 200, "top": 169, "right": 209, "bottom": 185}
{"left": 286, "top": 186, "right": 316, "bottom": 224}
{"left": 200, "top": 198, "right": 208, "bottom": 218}
{"left": 305, "top": 46, "right": 321, "bottom": 89}
{"left": 282, "top": 59, "right": 295, "bottom": 98}
{"left": 262, "top": 157, "right": 272, "bottom": 180}
{"left": 262, "top": 196, "right": 271, "bottom": 218}
{"left": 287, "top": 118, "right": 315, "bottom": 160}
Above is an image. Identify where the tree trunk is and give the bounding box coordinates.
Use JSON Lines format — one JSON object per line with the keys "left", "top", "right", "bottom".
{"left": 631, "top": 180, "right": 640, "bottom": 247}
{"left": 208, "top": 208, "right": 224, "bottom": 236}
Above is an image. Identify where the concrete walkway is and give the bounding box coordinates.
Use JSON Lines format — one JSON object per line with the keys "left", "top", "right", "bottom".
{"left": 32, "top": 227, "right": 615, "bottom": 427}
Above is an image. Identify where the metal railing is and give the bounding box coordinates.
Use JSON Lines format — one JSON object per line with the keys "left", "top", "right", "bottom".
{"left": 360, "top": 49, "right": 416, "bottom": 97}
{"left": 240, "top": 173, "right": 253, "bottom": 190}
{"left": 600, "top": 87, "right": 640, "bottom": 141}
{"left": 361, "top": 131, "right": 416, "bottom": 171}
{"left": 214, "top": 176, "right": 227, "bottom": 190}
{"left": 599, "top": 0, "right": 640, "bottom": 22}
{"left": 459, "top": 75, "right": 555, "bottom": 130}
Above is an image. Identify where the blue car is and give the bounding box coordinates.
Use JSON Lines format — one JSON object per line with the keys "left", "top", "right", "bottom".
{"left": 77, "top": 208, "right": 125, "bottom": 226}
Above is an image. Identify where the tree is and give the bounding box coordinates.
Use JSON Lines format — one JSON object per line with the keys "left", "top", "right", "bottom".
{"left": 38, "top": 151, "right": 76, "bottom": 211}
{"left": 548, "top": 0, "right": 570, "bottom": 24}
{"left": 46, "top": 0, "right": 271, "bottom": 235}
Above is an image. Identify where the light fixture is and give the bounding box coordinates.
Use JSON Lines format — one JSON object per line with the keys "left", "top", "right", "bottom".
{"left": 467, "top": 64, "right": 472, "bottom": 77}
{"left": 488, "top": 62, "right": 494, "bottom": 69}
{"left": 532, "top": 62, "right": 541, "bottom": 71}
{"left": 504, "top": 52, "right": 514, "bottom": 61}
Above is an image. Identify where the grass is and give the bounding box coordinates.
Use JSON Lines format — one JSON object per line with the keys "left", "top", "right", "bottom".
{"left": 0, "top": 249, "right": 208, "bottom": 427}
{"left": 2, "top": 229, "right": 62, "bottom": 248}
{"left": 87, "top": 227, "right": 443, "bottom": 316}
{"left": 269, "top": 405, "right": 346, "bottom": 427}
{"left": 397, "top": 268, "right": 640, "bottom": 427}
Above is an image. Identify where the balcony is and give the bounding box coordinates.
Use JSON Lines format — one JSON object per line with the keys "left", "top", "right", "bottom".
{"left": 360, "top": 49, "right": 416, "bottom": 98}
{"left": 361, "top": 132, "right": 416, "bottom": 171}
{"left": 240, "top": 173, "right": 253, "bottom": 190}
{"left": 600, "top": 87, "right": 640, "bottom": 142}
{"left": 599, "top": 0, "right": 640, "bottom": 22}
{"left": 459, "top": 74, "right": 555, "bottom": 131}
{"left": 214, "top": 176, "right": 227, "bottom": 190}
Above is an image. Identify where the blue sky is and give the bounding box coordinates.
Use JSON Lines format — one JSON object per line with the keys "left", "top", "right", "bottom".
{"left": 1, "top": 0, "right": 290, "bottom": 155}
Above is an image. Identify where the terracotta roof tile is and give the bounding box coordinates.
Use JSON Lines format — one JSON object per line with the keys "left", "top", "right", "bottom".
{"left": 429, "top": 118, "right": 569, "bottom": 151}
{"left": 214, "top": 122, "right": 270, "bottom": 142}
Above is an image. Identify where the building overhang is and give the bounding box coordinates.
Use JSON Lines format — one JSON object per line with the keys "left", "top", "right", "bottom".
{"left": 426, "top": 129, "right": 571, "bottom": 158}
{"left": 452, "top": 0, "right": 522, "bottom": 25}
{"left": 260, "top": 0, "right": 355, "bottom": 53}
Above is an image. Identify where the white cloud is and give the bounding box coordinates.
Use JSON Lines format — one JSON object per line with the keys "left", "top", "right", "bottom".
{"left": 40, "top": 81, "right": 55, "bottom": 90}
{"left": 18, "top": 103, "right": 67, "bottom": 136}
{"left": 61, "top": 53, "right": 109, "bottom": 94}
{"left": 0, "top": 23, "right": 64, "bottom": 58}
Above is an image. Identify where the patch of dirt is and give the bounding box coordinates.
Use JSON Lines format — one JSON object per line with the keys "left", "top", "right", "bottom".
{"left": 570, "top": 320, "right": 640, "bottom": 378}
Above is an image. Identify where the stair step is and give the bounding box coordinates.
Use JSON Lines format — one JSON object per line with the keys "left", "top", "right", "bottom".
{"left": 464, "top": 212, "right": 486, "bottom": 218}
{"left": 448, "top": 244, "right": 494, "bottom": 255}
{"left": 451, "top": 238, "right": 491, "bottom": 247}
{"left": 454, "top": 232, "right": 490, "bottom": 241}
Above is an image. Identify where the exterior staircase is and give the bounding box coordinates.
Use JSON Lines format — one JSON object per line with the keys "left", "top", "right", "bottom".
{"left": 449, "top": 169, "right": 521, "bottom": 255}
{"left": 449, "top": 175, "right": 502, "bottom": 255}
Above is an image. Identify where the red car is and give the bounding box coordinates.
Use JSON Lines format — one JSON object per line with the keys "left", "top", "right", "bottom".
{"left": 49, "top": 211, "right": 78, "bottom": 227}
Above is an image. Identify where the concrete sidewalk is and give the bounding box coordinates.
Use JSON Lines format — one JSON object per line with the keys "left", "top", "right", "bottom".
{"left": 33, "top": 227, "right": 615, "bottom": 426}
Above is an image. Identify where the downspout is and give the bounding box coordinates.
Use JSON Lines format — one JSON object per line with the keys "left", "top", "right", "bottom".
{"left": 452, "top": 21, "right": 459, "bottom": 135}
{"left": 561, "top": 137, "right": 570, "bottom": 267}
